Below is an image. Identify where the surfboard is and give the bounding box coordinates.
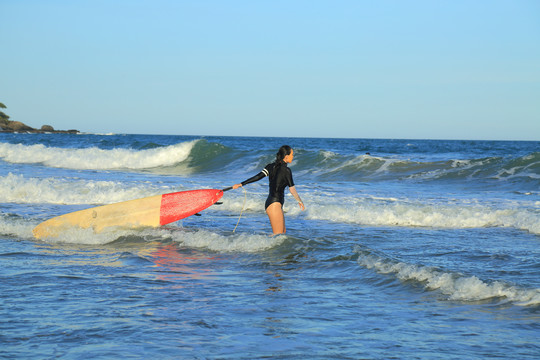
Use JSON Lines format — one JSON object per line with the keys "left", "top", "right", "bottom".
{"left": 32, "top": 189, "right": 224, "bottom": 239}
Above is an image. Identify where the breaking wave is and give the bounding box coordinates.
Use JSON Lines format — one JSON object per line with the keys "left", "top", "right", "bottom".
{"left": 1, "top": 139, "right": 538, "bottom": 186}
{"left": 356, "top": 249, "right": 540, "bottom": 306}
{"left": 0, "top": 173, "right": 165, "bottom": 205}
{"left": 297, "top": 150, "right": 540, "bottom": 184}
{"left": 2, "top": 173, "right": 538, "bottom": 235}
{"left": 0, "top": 211, "right": 285, "bottom": 252}
{"left": 305, "top": 194, "right": 540, "bottom": 235}
{"left": 0, "top": 140, "right": 199, "bottom": 171}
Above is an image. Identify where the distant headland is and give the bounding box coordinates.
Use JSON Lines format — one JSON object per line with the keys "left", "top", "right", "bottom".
{"left": 0, "top": 121, "right": 80, "bottom": 134}
{"left": 0, "top": 102, "right": 79, "bottom": 134}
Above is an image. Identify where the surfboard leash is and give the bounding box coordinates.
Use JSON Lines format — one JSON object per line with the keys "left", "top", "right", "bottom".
{"left": 233, "top": 186, "right": 247, "bottom": 233}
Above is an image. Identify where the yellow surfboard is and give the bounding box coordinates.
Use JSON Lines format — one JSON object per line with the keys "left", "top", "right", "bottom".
{"left": 33, "top": 189, "right": 224, "bottom": 239}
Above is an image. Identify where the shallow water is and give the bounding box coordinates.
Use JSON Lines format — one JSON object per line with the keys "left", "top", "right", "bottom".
{"left": 1, "top": 133, "right": 539, "bottom": 359}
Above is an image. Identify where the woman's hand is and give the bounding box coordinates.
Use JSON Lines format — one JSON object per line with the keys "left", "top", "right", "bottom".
{"left": 232, "top": 184, "right": 242, "bottom": 190}
{"left": 289, "top": 186, "right": 305, "bottom": 211}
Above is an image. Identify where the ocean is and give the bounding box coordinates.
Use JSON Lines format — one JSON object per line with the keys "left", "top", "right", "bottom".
{"left": 0, "top": 133, "right": 538, "bottom": 359}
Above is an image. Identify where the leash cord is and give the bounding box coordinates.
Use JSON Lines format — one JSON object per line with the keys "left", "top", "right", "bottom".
{"left": 233, "top": 186, "right": 247, "bottom": 233}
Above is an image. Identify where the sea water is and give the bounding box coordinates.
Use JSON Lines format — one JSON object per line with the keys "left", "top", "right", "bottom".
{"left": 0, "top": 133, "right": 538, "bottom": 359}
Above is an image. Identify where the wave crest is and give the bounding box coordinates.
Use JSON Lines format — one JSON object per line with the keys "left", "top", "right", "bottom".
{"left": 0, "top": 173, "right": 164, "bottom": 205}
{"left": 2, "top": 138, "right": 537, "bottom": 185}
{"left": 306, "top": 195, "right": 540, "bottom": 235}
{"left": 0, "top": 140, "right": 199, "bottom": 170}
{"left": 301, "top": 151, "right": 540, "bottom": 184}
{"left": 357, "top": 250, "right": 540, "bottom": 306}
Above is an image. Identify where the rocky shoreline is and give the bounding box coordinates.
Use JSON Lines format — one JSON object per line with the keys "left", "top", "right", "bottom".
{"left": 0, "top": 121, "right": 79, "bottom": 134}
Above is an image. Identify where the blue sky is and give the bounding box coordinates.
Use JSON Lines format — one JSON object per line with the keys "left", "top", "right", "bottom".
{"left": 1, "top": 0, "right": 539, "bottom": 140}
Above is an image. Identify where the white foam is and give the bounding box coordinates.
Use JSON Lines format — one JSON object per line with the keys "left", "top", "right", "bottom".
{"left": 0, "top": 213, "right": 35, "bottom": 239}
{"left": 332, "top": 154, "right": 388, "bottom": 173}
{"left": 3, "top": 171, "right": 538, "bottom": 235}
{"left": 357, "top": 252, "right": 540, "bottom": 306}
{"left": 208, "top": 188, "right": 540, "bottom": 235}
{"left": 306, "top": 195, "right": 540, "bottom": 235}
{"left": 495, "top": 165, "right": 540, "bottom": 181}
{"left": 0, "top": 173, "right": 165, "bottom": 204}
{"left": 27, "top": 224, "right": 284, "bottom": 252}
{"left": 168, "top": 228, "right": 284, "bottom": 253}
{"left": 0, "top": 140, "right": 198, "bottom": 170}
{"left": 320, "top": 150, "right": 338, "bottom": 160}
{"left": 2, "top": 208, "right": 283, "bottom": 251}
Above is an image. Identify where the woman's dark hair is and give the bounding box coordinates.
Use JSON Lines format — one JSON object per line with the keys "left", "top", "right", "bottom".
{"left": 275, "top": 145, "right": 292, "bottom": 164}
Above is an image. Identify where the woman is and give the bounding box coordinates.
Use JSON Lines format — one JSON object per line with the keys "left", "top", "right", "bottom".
{"left": 232, "top": 145, "right": 305, "bottom": 235}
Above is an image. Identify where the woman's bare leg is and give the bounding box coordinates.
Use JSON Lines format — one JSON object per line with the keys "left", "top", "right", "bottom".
{"left": 266, "top": 202, "right": 286, "bottom": 235}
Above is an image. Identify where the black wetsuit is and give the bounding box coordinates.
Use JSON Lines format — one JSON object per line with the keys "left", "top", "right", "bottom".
{"left": 241, "top": 161, "right": 295, "bottom": 209}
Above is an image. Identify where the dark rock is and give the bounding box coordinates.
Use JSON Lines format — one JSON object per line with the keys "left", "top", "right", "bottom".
{"left": 7, "top": 121, "right": 35, "bottom": 131}
{"left": 0, "top": 120, "right": 79, "bottom": 134}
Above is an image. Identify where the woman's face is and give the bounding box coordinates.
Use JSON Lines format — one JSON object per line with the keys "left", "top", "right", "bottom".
{"left": 284, "top": 149, "right": 294, "bottom": 163}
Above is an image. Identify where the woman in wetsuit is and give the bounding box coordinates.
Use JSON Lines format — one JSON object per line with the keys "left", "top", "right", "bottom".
{"left": 232, "top": 145, "right": 305, "bottom": 235}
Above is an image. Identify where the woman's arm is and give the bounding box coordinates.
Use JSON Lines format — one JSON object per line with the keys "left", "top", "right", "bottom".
{"left": 289, "top": 186, "right": 305, "bottom": 211}
{"left": 232, "top": 169, "right": 268, "bottom": 189}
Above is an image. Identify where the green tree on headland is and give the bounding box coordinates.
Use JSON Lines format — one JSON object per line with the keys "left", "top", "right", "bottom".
{"left": 0, "top": 102, "right": 78, "bottom": 133}
{"left": 0, "top": 102, "right": 10, "bottom": 125}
